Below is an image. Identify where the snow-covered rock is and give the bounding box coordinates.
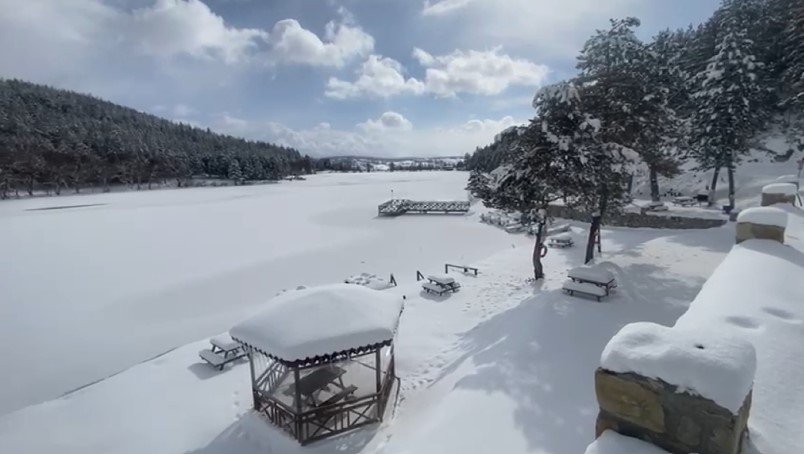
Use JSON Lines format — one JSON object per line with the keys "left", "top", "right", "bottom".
{"left": 736, "top": 206, "right": 788, "bottom": 228}
{"left": 762, "top": 183, "right": 798, "bottom": 195}
{"left": 600, "top": 322, "right": 756, "bottom": 413}
{"left": 230, "top": 284, "right": 403, "bottom": 362}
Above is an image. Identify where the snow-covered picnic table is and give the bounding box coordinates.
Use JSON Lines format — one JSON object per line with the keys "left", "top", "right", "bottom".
{"left": 199, "top": 334, "right": 246, "bottom": 370}
{"left": 549, "top": 233, "right": 574, "bottom": 248}
{"left": 672, "top": 196, "right": 696, "bottom": 207}
{"left": 422, "top": 274, "right": 461, "bottom": 295}
{"left": 567, "top": 266, "right": 617, "bottom": 294}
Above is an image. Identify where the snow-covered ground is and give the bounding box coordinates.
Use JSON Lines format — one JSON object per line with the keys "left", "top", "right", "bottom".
{"left": 1, "top": 167, "right": 800, "bottom": 454}
{"left": 0, "top": 171, "right": 513, "bottom": 415}
{"left": 0, "top": 170, "right": 742, "bottom": 453}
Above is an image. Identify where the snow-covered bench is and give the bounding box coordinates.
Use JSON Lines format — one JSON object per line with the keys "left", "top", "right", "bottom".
{"left": 672, "top": 196, "right": 696, "bottom": 207}
{"left": 422, "top": 282, "right": 450, "bottom": 296}
{"left": 199, "top": 335, "right": 246, "bottom": 370}
{"left": 562, "top": 280, "right": 607, "bottom": 302}
{"left": 568, "top": 266, "right": 617, "bottom": 294}
{"left": 549, "top": 233, "right": 574, "bottom": 248}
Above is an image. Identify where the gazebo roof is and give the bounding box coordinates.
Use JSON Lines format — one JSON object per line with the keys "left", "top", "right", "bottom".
{"left": 230, "top": 284, "right": 404, "bottom": 365}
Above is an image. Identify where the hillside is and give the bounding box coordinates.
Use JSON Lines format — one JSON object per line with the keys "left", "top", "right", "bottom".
{"left": 0, "top": 79, "right": 312, "bottom": 198}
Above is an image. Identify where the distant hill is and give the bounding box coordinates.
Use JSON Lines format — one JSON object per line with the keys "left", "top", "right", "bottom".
{"left": 0, "top": 79, "right": 312, "bottom": 198}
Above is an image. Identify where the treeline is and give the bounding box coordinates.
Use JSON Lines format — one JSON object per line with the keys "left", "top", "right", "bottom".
{"left": 0, "top": 79, "right": 314, "bottom": 198}
{"left": 467, "top": 0, "right": 804, "bottom": 269}
{"left": 463, "top": 126, "right": 525, "bottom": 172}
{"left": 467, "top": 0, "right": 804, "bottom": 206}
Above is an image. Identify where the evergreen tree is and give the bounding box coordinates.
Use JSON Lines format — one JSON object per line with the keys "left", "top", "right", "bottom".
{"left": 227, "top": 159, "right": 243, "bottom": 185}
{"left": 690, "top": 0, "right": 767, "bottom": 208}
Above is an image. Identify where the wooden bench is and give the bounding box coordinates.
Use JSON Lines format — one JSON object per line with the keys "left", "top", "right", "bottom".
{"left": 199, "top": 348, "right": 244, "bottom": 371}
{"left": 444, "top": 263, "right": 479, "bottom": 276}
{"left": 549, "top": 234, "right": 574, "bottom": 248}
{"left": 568, "top": 267, "right": 617, "bottom": 294}
{"left": 562, "top": 280, "right": 607, "bottom": 302}
{"left": 422, "top": 282, "right": 450, "bottom": 295}
{"left": 319, "top": 385, "right": 358, "bottom": 407}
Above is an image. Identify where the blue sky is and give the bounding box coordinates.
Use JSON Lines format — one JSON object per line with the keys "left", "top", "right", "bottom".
{"left": 0, "top": 0, "right": 721, "bottom": 157}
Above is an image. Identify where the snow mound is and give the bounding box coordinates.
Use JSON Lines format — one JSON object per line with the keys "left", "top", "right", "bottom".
{"left": 230, "top": 284, "right": 403, "bottom": 362}
{"left": 585, "top": 431, "right": 670, "bottom": 454}
{"left": 762, "top": 183, "right": 799, "bottom": 195}
{"left": 600, "top": 322, "right": 756, "bottom": 413}
{"left": 736, "top": 206, "right": 788, "bottom": 228}
{"left": 344, "top": 272, "right": 393, "bottom": 290}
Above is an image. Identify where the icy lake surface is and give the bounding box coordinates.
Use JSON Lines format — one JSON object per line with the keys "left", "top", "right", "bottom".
{"left": 0, "top": 171, "right": 512, "bottom": 415}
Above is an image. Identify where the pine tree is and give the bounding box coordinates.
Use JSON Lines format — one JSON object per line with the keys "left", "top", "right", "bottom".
{"left": 465, "top": 170, "right": 493, "bottom": 201}
{"left": 227, "top": 159, "right": 243, "bottom": 185}
{"left": 690, "top": 0, "right": 767, "bottom": 208}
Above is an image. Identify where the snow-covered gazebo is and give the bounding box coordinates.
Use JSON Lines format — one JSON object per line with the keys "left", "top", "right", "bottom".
{"left": 230, "top": 284, "right": 404, "bottom": 444}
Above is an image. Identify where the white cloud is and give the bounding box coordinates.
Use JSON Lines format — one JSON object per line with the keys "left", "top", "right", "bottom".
{"left": 212, "top": 113, "right": 522, "bottom": 157}
{"left": 325, "top": 55, "right": 425, "bottom": 99}
{"left": 327, "top": 48, "right": 548, "bottom": 99}
{"left": 265, "top": 18, "right": 373, "bottom": 68}
{"left": 422, "top": 0, "right": 474, "bottom": 16}
{"left": 421, "top": 0, "right": 642, "bottom": 59}
{"left": 413, "top": 47, "right": 549, "bottom": 97}
{"left": 357, "top": 112, "right": 413, "bottom": 132}
{"left": 130, "top": 0, "right": 266, "bottom": 64}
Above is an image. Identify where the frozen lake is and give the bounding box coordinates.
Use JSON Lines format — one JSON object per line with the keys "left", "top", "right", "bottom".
{"left": 0, "top": 171, "right": 514, "bottom": 415}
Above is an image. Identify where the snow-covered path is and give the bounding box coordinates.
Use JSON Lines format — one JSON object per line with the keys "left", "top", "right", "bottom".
{"left": 0, "top": 213, "right": 734, "bottom": 453}
{"left": 0, "top": 172, "right": 517, "bottom": 415}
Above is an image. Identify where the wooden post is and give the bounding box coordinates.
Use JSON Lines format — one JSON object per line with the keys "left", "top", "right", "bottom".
{"left": 248, "top": 350, "right": 258, "bottom": 409}
{"left": 375, "top": 349, "right": 382, "bottom": 393}
{"left": 294, "top": 367, "right": 302, "bottom": 413}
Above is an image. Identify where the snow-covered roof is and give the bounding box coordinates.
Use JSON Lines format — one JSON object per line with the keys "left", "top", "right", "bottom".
{"left": 762, "top": 183, "right": 798, "bottom": 195}
{"left": 601, "top": 322, "right": 756, "bottom": 413}
{"left": 230, "top": 284, "right": 404, "bottom": 363}
{"left": 736, "top": 206, "right": 788, "bottom": 228}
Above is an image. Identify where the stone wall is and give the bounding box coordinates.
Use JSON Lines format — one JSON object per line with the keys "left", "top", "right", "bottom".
{"left": 735, "top": 222, "right": 785, "bottom": 244}
{"left": 761, "top": 192, "right": 796, "bottom": 206}
{"left": 546, "top": 205, "right": 726, "bottom": 230}
{"left": 595, "top": 369, "right": 751, "bottom": 454}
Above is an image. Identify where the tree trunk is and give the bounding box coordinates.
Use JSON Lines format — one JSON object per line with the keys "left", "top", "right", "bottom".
{"left": 532, "top": 221, "right": 545, "bottom": 281}
{"left": 708, "top": 166, "right": 720, "bottom": 207}
{"left": 27, "top": 176, "right": 34, "bottom": 196}
{"left": 649, "top": 166, "right": 660, "bottom": 202}
{"left": 727, "top": 164, "right": 735, "bottom": 209}
{"left": 585, "top": 187, "right": 609, "bottom": 264}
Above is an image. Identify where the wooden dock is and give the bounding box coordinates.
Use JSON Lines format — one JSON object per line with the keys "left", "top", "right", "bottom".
{"left": 378, "top": 199, "right": 470, "bottom": 217}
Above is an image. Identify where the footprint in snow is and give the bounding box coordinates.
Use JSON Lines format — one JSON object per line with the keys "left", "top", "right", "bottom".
{"left": 725, "top": 315, "right": 761, "bottom": 329}
{"left": 762, "top": 307, "right": 802, "bottom": 323}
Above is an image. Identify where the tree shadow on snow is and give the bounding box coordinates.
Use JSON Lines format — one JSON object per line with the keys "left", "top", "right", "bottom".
{"left": 428, "top": 261, "right": 703, "bottom": 453}
{"left": 185, "top": 411, "right": 378, "bottom": 454}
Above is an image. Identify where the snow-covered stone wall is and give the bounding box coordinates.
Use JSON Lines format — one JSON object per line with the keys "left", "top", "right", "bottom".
{"left": 595, "top": 323, "right": 754, "bottom": 454}
{"left": 761, "top": 183, "right": 798, "bottom": 206}
{"left": 546, "top": 205, "right": 726, "bottom": 230}
{"left": 735, "top": 207, "right": 787, "bottom": 244}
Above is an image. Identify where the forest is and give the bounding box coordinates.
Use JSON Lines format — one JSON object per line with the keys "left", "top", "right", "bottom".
{"left": 465, "top": 0, "right": 803, "bottom": 266}
{"left": 0, "top": 79, "right": 313, "bottom": 198}
{"left": 467, "top": 0, "right": 803, "bottom": 208}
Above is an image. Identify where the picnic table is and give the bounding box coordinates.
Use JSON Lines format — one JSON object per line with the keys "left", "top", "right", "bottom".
{"left": 422, "top": 274, "right": 461, "bottom": 295}
{"left": 672, "top": 196, "right": 696, "bottom": 207}
{"left": 199, "top": 335, "right": 246, "bottom": 370}
{"left": 285, "top": 365, "right": 354, "bottom": 407}
{"left": 567, "top": 266, "right": 617, "bottom": 294}
{"left": 549, "top": 233, "right": 574, "bottom": 248}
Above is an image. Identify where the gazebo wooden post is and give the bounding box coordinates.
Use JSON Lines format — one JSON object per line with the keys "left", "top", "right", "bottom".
{"left": 247, "top": 349, "right": 258, "bottom": 409}
{"left": 294, "top": 366, "right": 302, "bottom": 441}
{"left": 375, "top": 348, "right": 382, "bottom": 394}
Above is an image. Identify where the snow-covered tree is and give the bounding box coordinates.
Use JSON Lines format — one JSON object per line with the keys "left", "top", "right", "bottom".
{"left": 465, "top": 170, "right": 493, "bottom": 201}
{"left": 576, "top": 18, "right": 682, "bottom": 202}
{"left": 227, "top": 159, "right": 243, "bottom": 185}
{"left": 689, "top": 0, "right": 768, "bottom": 208}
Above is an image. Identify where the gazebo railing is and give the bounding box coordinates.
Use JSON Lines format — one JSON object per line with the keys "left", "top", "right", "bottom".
{"left": 252, "top": 354, "right": 397, "bottom": 444}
